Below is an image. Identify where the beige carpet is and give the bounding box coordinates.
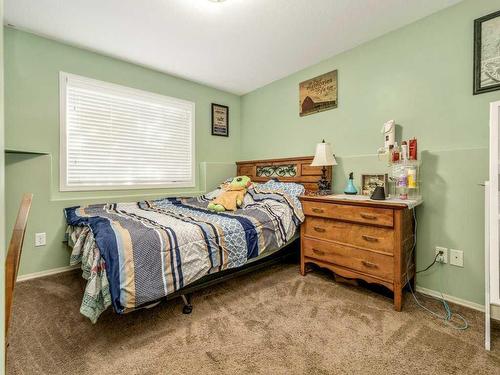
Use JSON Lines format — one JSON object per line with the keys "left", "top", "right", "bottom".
{"left": 6, "top": 263, "right": 500, "bottom": 375}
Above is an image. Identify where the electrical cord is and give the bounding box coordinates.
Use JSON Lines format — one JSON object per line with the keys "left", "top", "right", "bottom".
{"left": 406, "top": 209, "right": 468, "bottom": 330}
{"left": 416, "top": 252, "right": 440, "bottom": 274}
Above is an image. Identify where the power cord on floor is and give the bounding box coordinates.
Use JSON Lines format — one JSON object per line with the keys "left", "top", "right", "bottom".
{"left": 406, "top": 209, "right": 468, "bottom": 330}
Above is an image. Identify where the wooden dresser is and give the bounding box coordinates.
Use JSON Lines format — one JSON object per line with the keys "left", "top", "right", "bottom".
{"left": 299, "top": 195, "right": 416, "bottom": 311}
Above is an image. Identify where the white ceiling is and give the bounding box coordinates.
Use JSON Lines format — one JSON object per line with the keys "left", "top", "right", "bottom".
{"left": 5, "top": 0, "right": 462, "bottom": 95}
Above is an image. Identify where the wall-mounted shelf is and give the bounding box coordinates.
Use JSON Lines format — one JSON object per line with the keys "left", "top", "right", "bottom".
{"left": 5, "top": 148, "right": 49, "bottom": 155}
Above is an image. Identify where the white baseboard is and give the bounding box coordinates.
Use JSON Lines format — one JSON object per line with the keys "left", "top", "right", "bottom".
{"left": 416, "top": 285, "right": 500, "bottom": 320}
{"left": 16, "top": 265, "right": 80, "bottom": 282}
{"left": 415, "top": 286, "right": 484, "bottom": 311}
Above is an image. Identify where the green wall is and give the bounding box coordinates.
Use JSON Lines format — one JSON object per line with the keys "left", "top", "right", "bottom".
{"left": 5, "top": 28, "right": 238, "bottom": 276}
{"left": 241, "top": 0, "right": 499, "bottom": 305}
{"left": 5, "top": 0, "right": 500, "bottom": 308}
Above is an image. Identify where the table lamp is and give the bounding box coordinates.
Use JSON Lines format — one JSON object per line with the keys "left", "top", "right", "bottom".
{"left": 310, "top": 139, "right": 337, "bottom": 192}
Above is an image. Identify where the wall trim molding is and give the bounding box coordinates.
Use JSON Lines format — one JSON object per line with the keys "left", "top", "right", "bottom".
{"left": 416, "top": 285, "right": 484, "bottom": 311}
{"left": 17, "top": 265, "right": 79, "bottom": 282}
{"left": 416, "top": 285, "right": 500, "bottom": 320}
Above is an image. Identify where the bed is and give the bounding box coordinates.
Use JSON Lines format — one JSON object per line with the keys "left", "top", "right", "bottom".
{"left": 64, "top": 156, "right": 331, "bottom": 322}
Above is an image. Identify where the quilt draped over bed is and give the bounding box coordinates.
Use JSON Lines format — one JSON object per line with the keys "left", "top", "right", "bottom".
{"left": 64, "top": 186, "right": 304, "bottom": 322}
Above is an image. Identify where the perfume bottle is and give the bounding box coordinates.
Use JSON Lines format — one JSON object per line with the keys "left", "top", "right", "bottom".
{"left": 344, "top": 172, "right": 358, "bottom": 195}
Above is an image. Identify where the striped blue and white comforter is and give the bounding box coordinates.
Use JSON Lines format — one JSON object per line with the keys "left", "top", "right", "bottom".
{"left": 64, "top": 185, "right": 304, "bottom": 322}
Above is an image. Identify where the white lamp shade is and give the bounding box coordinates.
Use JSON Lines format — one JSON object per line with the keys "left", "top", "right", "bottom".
{"left": 310, "top": 141, "right": 337, "bottom": 166}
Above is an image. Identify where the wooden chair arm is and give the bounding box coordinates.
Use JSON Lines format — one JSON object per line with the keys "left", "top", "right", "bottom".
{"left": 5, "top": 193, "right": 33, "bottom": 342}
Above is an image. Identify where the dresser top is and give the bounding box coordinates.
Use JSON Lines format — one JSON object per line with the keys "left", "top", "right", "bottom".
{"left": 299, "top": 194, "right": 422, "bottom": 210}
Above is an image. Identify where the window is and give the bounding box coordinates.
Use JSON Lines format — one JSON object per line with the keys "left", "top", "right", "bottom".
{"left": 60, "top": 72, "right": 195, "bottom": 191}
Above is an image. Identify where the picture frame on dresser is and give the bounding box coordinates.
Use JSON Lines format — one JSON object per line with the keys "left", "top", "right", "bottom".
{"left": 361, "top": 173, "right": 388, "bottom": 196}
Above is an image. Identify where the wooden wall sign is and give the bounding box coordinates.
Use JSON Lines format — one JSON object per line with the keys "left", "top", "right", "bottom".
{"left": 299, "top": 70, "right": 338, "bottom": 116}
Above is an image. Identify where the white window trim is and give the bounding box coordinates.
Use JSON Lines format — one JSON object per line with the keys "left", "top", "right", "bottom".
{"left": 59, "top": 72, "right": 196, "bottom": 191}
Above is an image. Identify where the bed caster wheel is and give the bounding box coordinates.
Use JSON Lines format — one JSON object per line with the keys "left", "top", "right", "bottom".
{"left": 182, "top": 304, "right": 193, "bottom": 314}
{"left": 181, "top": 294, "right": 193, "bottom": 314}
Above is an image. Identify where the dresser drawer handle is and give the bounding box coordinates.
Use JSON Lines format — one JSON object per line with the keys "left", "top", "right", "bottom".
{"left": 313, "top": 226, "right": 326, "bottom": 233}
{"left": 361, "top": 260, "right": 378, "bottom": 268}
{"left": 312, "top": 208, "right": 324, "bottom": 214}
{"left": 362, "top": 235, "right": 379, "bottom": 242}
{"left": 360, "top": 213, "right": 377, "bottom": 220}
{"left": 312, "top": 248, "right": 325, "bottom": 256}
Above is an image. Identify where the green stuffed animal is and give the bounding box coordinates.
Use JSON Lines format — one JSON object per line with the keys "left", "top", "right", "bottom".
{"left": 207, "top": 176, "right": 252, "bottom": 212}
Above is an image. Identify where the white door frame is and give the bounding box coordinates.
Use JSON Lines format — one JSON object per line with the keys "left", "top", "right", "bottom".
{"left": 489, "top": 101, "right": 500, "bottom": 307}
{"left": 486, "top": 100, "right": 500, "bottom": 350}
{"left": 485, "top": 181, "right": 491, "bottom": 351}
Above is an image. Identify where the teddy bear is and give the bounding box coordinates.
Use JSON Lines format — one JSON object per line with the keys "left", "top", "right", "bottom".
{"left": 207, "top": 176, "right": 252, "bottom": 212}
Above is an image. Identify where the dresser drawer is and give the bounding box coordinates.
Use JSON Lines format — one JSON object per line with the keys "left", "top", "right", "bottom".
{"left": 302, "top": 201, "right": 393, "bottom": 227}
{"left": 303, "top": 217, "right": 394, "bottom": 253}
{"left": 302, "top": 237, "right": 394, "bottom": 281}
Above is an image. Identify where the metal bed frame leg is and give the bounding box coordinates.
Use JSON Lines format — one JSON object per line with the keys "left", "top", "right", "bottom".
{"left": 181, "top": 294, "right": 193, "bottom": 314}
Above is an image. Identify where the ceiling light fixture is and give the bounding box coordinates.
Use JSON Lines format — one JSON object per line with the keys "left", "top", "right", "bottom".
{"left": 209, "top": 0, "right": 226, "bottom": 2}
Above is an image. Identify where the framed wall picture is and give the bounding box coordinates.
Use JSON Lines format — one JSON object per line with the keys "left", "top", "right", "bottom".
{"left": 474, "top": 10, "right": 500, "bottom": 95}
{"left": 361, "top": 174, "right": 388, "bottom": 197}
{"left": 299, "top": 70, "right": 338, "bottom": 116}
{"left": 211, "top": 103, "right": 229, "bottom": 137}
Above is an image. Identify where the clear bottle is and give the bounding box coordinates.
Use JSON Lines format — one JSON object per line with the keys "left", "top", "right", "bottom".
{"left": 388, "top": 144, "right": 394, "bottom": 166}
{"left": 392, "top": 142, "right": 400, "bottom": 163}
{"left": 401, "top": 141, "right": 408, "bottom": 161}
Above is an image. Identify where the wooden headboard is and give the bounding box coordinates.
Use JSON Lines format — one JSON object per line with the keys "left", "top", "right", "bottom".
{"left": 236, "top": 156, "right": 332, "bottom": 191}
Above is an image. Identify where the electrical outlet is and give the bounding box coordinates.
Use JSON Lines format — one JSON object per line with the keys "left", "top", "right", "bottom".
{"left": 450, "top": 249, "right": 464, "bottom": 267}
{"left": 35, "top": 232, "right": 46, "bottom": 247}
{"left": 435, "top": 246, "right": 447, "bottom": 264}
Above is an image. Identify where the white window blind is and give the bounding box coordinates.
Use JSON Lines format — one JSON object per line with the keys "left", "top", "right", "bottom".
{"left": 60, "top": 72, "right": 195, "bottom": 191}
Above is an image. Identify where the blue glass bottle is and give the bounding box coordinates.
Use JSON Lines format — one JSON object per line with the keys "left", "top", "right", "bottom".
{"left": 344, "top": 172, "right": 358, "bottom": 195}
